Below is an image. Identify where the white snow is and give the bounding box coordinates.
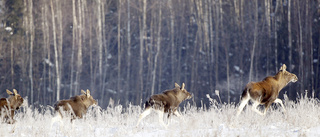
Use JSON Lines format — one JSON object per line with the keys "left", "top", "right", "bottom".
{"left": 1, "top": 93, "right": 320, "bottom": 137}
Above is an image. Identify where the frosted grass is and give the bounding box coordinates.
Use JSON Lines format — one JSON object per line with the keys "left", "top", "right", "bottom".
{"left": 1, "top": 92, "right": 320, "bottom": 137}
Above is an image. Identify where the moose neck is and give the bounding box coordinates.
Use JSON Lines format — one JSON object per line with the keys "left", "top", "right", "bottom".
{"left": 274, "top": 72, "right": 291, "bottom": 92}
{"left": 175, "top": 91, "right": 187, "bottom": 102}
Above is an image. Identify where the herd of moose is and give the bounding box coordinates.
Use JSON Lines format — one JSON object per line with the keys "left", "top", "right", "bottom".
{"left": 0, "top": 64, "right": 298, "bottom": 128}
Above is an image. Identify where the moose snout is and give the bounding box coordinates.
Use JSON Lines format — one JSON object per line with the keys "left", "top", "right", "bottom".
{"left": 188, "top": 93, "right": 193, "bottom": 99}
{"left": 292, "top": 76, "right": 298, "bottom": 83}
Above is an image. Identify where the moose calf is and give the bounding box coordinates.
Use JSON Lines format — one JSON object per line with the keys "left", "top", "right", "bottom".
{"left": 237, "top": 64, "right": 298, "bottom": 116}
{"left": 54, "top": 89, "right": 98, "bottom": 119}
{"left": 136, "top": 83, "right": 192, "bottom": 128}
{"left": 0, "top": 89, "right": 24, "bottom": 124}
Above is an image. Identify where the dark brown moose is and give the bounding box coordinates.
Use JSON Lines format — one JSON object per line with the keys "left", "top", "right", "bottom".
{"left": 0, "top": 89, "right": 24, "bottom": 124}
{"left": 237, "top": 64, "right": 298, "bottom": 116}
{"left": 54, "top": 89, "right": 97, "bottom": 119}
{"left": 136, "top": 83, "right": 192, "bottom": 128}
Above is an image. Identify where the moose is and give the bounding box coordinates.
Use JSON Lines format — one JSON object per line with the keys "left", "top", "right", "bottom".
{"left": 53, "top": 89, "right": 98, "bottom": 120}
{"left": 136, "top": 83, "right": 192, "bottom": 128}
{"left": 236, "top": 64, "right": 298, "bottom": 116}
{"left": 0, "top": 89, "right": 24, "bottom": 124}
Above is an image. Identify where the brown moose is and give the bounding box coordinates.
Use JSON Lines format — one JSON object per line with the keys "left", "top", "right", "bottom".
{"left": 0, "top": 89, "right": 24, "bottom": 124}
{"left": 54, "top": 89, "right": 97, "bottom": 119}
{"left": 236, "top": 64, "right": 298, "bottom": 116}
{"left": 136, "top": 83, "right": 192, "bottom": 128}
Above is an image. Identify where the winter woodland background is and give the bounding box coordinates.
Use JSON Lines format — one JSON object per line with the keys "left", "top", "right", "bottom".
{"left": 0, "top": 0, "right": 319, "bottom": 108}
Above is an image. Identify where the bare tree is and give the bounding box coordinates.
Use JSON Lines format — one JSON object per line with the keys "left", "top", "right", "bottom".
{"left": 151, "top": 1, "right": 161, "bottom": 95}
{"left": 138, "top": 0, "right": 147, "bottom": 104}
{"left": 168, "top": 0, "right": 175, "bottom": 84}
{"left": 50, "top": 0, "right": 61, "bottom": 101}
{"left": 70, "top": 0, "right": 77, "bottom": 97}
{"left": 249, "top": 0, "right": 259, "bottom": 82}
{"left": 288, "top": 0, "right": 292, "bottom": 71}
{"left": 126, "top": 0, "right": 131, "bottom": 93}
{"left": 117, "top": 0, "right": 122, "bottom": 93}
{"left": 75, "top": 0, "right": 83, "bottom": 94}
{"left": 28, "top": 0, "right": 34, "bottom": 104}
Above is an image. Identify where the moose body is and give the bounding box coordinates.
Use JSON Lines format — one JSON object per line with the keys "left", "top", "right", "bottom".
{"left": 237, "top": 64, "right": 298, "bottom": 116}
{"left": 54, "top": 89, "right": 97, "bottom": 119}
{"left": 136, "top": 83, "right": 192, "bottom": 128}
{"left": 0, "top": 89, "right": 24, "bottom": 124}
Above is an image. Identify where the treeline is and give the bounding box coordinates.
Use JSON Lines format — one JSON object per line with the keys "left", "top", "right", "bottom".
{"left": 0, "top": 0, "right": 319, "bottom": 108}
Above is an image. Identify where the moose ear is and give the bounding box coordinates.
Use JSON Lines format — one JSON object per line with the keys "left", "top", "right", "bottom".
{"left": 13, "top": 89, "right": 19, "bottom": 99}
{"left": 6, "top": 89, "right": 14, "bottom": 96}
{"left": 81, "top": 89, "right": 86, "bottom": 95}
{"left": 86, "top": 89, "right": 91, "bottom": 98}
{"left": 181, "top": 83, "right": 185, "bottom": 90}
{"left": 280, "top": 64, "right": 287, "bottom": 71}
{"left": 175, "top": 83, "right": 180, "bottom": 88}
{"left": 13, "top": 89, "right": 18, "bottom": 95}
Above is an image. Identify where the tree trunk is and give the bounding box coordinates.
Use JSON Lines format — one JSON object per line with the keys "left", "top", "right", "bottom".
{"left": 288, "top": 0, "right": 292, "bottom": 71}
{"left": 306, "top": 0, "right": 314, "bottom": 92}
{"left": 50, "top": 0, "right": 60, "bottom": 102}
{"left": 138, "top": 0, "right": 147, "bottom": 104}
{"left": 126, "top": 0, "right": 131, "bottom": 93}
{"left": 249, "top": 0, "right": 258, "bottom": 82}
{"left": 169, "top": 0, "right": 175, "bottom": 84}
{"left": 151, "top": 2, "right": 161, "bottom": 95}
{"left": 56, "top": 0, "right": 63, "bottom": 98}
{"left": 117, "top": 0, "right": 122, "bottom": 93}
{"left": 97, "top": 0, "right": 104, "bottom": 104}
{"left": 70, "top": 0, "right": 77, "bottom": 97}
{"left": 11, "top": 41, "right": 14, "bottom": 89}
{"left": 28, "top": 0, "right": 34, "bottom": 104}
{"left": 75, "top": 0, "right": 83, "bottom": 94}
{"left": 298, "top": 1, "right": 304, "bottom": 93}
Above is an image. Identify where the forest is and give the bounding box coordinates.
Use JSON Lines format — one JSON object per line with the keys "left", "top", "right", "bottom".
{"left": 0, "top": 0, "right": 319, "bottom": 108}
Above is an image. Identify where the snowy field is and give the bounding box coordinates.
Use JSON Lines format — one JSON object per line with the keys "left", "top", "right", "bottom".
{"left": 1, "top": 92, "right": 320, "bottom": 137}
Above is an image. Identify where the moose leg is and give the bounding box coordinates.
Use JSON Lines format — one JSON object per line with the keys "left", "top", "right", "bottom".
{"left": 251, "top": 101, "right": 264, "bottom": 115}
{"left": 273, "top": 98, "right": 286, "bottom": 112}
{"left": 236, "top": 96, "right": 250, "bottom": 116}
{"left": 173, "top": 110, "right": 181, "bottom": 117}
{"left": 136, "top": 107, "right": 152, "bottom": 127}
{"left": 263, "top": 102, "right": 273, "bottom": 115}
{"left": 9, "top": 110, "right": 15, "bottom": 124}
{"left": 156, "top": 109, "right": 168, "bottom": 128}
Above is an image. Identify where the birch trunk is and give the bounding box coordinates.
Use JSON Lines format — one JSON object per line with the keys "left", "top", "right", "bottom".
{"left": 29, "top": 0, "right": 34, "bottom": 104}
{"left": 117, "top": 0, "right": 122, "bottom": 93}
{"left": 298, "top": 1, "right": 304, "bottom": 93}
{"left": 56, "top": 0, "right": 63, "bottom": 98}
{"left": 50, "top": 0, "right": 60, "bottom": 101}
{"left": 151, "top": 2, "right": 161, "bottom": 95}
{"left": 168, "top": 0, "right": 175, "bottom": 84}
{"left": 97, "top": 0, "right": 103, "bottom": 103}
{"left": 75, "top": 0, "right": 83, "bottom": 94}
{"left": 214, "top": 0, "right": 220, "bottom": 89}
{"left": 249, "top": 0, "right": 258, "bottom": 82}
{"left": 70, "top": 0, "right": 77, "bottom": 96}
{"left": 11, "top": 41, "right": 14, "bottom": 88}
{"left": 288, "top": 0, "right": 292, "bottom": 71}
{"left": 138, "top": 0, "right": 147, "bottom": 103}
{"left": 306, "top": 0, "right": 314, "bottom": 92}
{"left": 126, "top": 0, "right": 131, "bottom": 92}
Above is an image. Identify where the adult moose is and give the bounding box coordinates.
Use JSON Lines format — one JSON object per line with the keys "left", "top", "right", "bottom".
{"left": 0, "top": 89, "right": 24, "bottom": 124}
{"left": 136, "top": 83, "right": 192, "bottom": 128}
{"left": 236, "top": 64, "right": 298, "bottom": 116}
{"left": 54, "top": 89, "right": 98, "bottom": 119}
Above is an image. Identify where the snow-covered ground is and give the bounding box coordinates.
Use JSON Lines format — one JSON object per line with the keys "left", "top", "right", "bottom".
{"left": 1, "top": 93, "right": 320, "bottom": 137}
